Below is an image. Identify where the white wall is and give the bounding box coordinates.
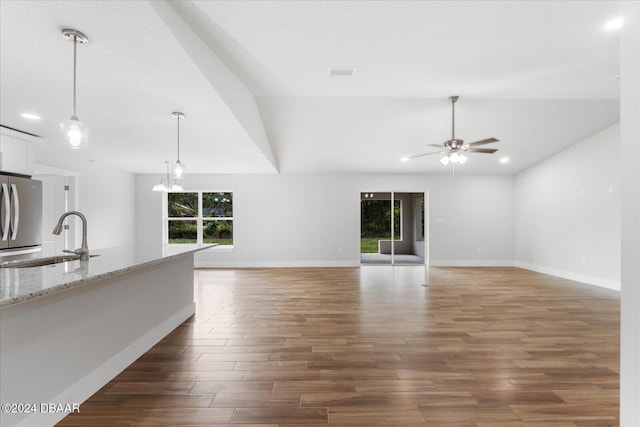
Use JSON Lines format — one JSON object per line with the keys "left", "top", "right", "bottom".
{"left": 427, "top": 174, "right": 515, "bottom": 266}
{"left": 35, "top": 156, "right": 136, "bottom": 250}
{"left": 619, "top": 0, "right": 640, "bottom": 423}
{"left": 135, "top": 173, "right": 515, "bottom": 267}
{"left": 515, "top": 124, "right": 620, "bottom": 290}
{"left": 76, "top": 163, "right": 135, "bottom": 249}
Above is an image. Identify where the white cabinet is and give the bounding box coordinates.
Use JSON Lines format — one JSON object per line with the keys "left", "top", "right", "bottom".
{"left": 0, "top": 131, "right": 35, "bottom": 176}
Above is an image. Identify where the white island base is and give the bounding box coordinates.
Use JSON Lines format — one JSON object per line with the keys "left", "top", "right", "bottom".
{"left": 1, "top": 252, "right": 198, "bottom": 427}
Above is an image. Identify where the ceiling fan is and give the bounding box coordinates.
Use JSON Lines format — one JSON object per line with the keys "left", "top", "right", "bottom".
{"left": 409, "top": 96, "right": 499, "bottom": 173}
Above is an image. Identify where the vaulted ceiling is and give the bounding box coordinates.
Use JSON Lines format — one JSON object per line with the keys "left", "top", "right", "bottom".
{"left": 0, "top": 1, "right": 621, "bottom": 175}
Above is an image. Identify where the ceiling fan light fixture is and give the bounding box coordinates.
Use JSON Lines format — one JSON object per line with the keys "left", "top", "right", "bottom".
{"left": 408, "top": 96, "right": 499, "bottom": 171}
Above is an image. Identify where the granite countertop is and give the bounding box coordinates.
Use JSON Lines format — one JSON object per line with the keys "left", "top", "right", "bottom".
{"left": 0, "top": 244, "right": 215, "bottom": 308}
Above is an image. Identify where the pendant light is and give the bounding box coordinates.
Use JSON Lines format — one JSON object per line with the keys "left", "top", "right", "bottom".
{"left": 60, "top": 28, "right": 89, "bottom": 149}
{"left": 171, "top": 112, "right": 186, "bottom": 180}
{"left": 152, "top": 161, "right": 183, "bottom": 192}
{"left": 151, "top": 160, "right": 169, "bottom": 192}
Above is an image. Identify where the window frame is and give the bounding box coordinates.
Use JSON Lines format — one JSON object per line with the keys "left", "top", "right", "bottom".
{"left": 163, "top": 190, "right": 234, "bottom": 249}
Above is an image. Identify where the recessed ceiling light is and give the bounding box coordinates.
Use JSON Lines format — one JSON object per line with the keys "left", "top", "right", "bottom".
{"left": 603, "top": 17, "right": 624, "bottom": 32}
{"left": 400, "top": 157, "right": 409, "bottom": 162}
{"left": 328, "top": 66, "right": 357, "bottom": 77}
{"left": 21, "top": 113, "right": 41, "bottom": 120}
{"left": 499, "top": 157, "right": 510, "bottom": 164}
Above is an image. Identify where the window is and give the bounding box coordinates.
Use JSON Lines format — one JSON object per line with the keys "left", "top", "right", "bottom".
{"left": 166, "top": 191, "right": 233, "bottom": 246}
{"left": 202, "top": 192, "right": 233, "bottom": 245}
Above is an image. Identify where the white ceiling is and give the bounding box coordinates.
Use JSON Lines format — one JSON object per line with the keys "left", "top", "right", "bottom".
{"left": 0, "top": 1, "right": 621, "bottom": 175}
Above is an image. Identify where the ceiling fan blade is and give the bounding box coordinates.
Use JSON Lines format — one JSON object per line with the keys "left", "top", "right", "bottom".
{"left": 468, "top": 137, "right": 499, "bottom": 146}
{"left": 427, "top": 144, "right": 445, "bottom": 148}
{"left": 409, "top": 151, "right": 443, "bottom": 159}
{"left": 467, "top": 148, "right": 498, "bottom": 153}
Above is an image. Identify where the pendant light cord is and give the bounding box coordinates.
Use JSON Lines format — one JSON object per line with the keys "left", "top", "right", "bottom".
{"left": 176, "top": 115, "right": 181, "bottom": 161}
{"left": 72, "top": 35, "right": 77, "bottom": 117}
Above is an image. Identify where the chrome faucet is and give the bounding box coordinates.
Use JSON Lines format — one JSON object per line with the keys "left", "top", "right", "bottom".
{"left": 53, "top": 211, "right": 89, "bottom": 261}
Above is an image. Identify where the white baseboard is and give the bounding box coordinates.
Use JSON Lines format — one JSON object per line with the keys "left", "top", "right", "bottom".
{"left": 198, "top": 259, "right": 620, "bottom": 291}
{"left": 195, "top": 260, "right": 360, "bottom": 268}
{"left": 514, "top": 261, "right": 620, "bottom": 291}
{"left": 429, "top": 259, "right": 515, "bottom": 267}
{"left": 17, "top": 304, "right": 196, "bottom": 427}
{"left": 196, "top": 260, "right": 515, "bottom": 268}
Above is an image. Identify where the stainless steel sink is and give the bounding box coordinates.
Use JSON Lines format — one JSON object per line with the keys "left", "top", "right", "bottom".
{"left": 0, "top": 254, "right": 99, "bottom": 268}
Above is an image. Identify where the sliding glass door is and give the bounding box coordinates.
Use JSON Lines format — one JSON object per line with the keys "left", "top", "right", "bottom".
{"left": 360, "top": 192, "right": 426, "bottom": 265}
{"left": 360, "top": 193, "right": 395, "bottom": 265}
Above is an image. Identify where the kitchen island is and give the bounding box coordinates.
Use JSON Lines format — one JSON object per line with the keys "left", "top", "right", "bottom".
{"left": 0, "top": 244, "right": 214, "bottom": 427}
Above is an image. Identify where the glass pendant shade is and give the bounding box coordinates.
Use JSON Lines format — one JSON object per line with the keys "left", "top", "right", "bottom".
{"left": 441, "top": 152, "right": 468, "bottom": 165}
{"left": 172, "top": 160, "right": 186, "bottom": 180}
{"left": 151, "top": 160, "right": 183, "bottom": 192}
{"left": 61, "top": 116, "right": 89, "bottom": 149}
{"left": 152, "top": 180, "right": 167, "bottom": 192}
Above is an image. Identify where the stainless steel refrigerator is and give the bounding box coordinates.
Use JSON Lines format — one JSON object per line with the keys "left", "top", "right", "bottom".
{"left": 1, "top": 174, "right": 42, "bottom": 252}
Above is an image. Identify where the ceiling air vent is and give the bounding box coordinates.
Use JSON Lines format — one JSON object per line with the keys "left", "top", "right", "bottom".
{"left": 328, "top": 66, "right": 357, "bottom": 77}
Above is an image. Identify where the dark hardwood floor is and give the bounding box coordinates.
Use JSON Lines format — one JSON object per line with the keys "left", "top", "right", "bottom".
{"left": 57, "top": 266, "right": 620, "bottom": 426}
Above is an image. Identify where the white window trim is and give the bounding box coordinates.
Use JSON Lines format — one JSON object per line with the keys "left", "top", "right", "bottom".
{"left": 164, "top": 190, "right": 234, "bottom": 248}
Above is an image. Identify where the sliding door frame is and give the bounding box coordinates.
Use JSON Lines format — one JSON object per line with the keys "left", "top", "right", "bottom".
{"left": 360, "top": 190, "right": 429, "bottom": 266}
